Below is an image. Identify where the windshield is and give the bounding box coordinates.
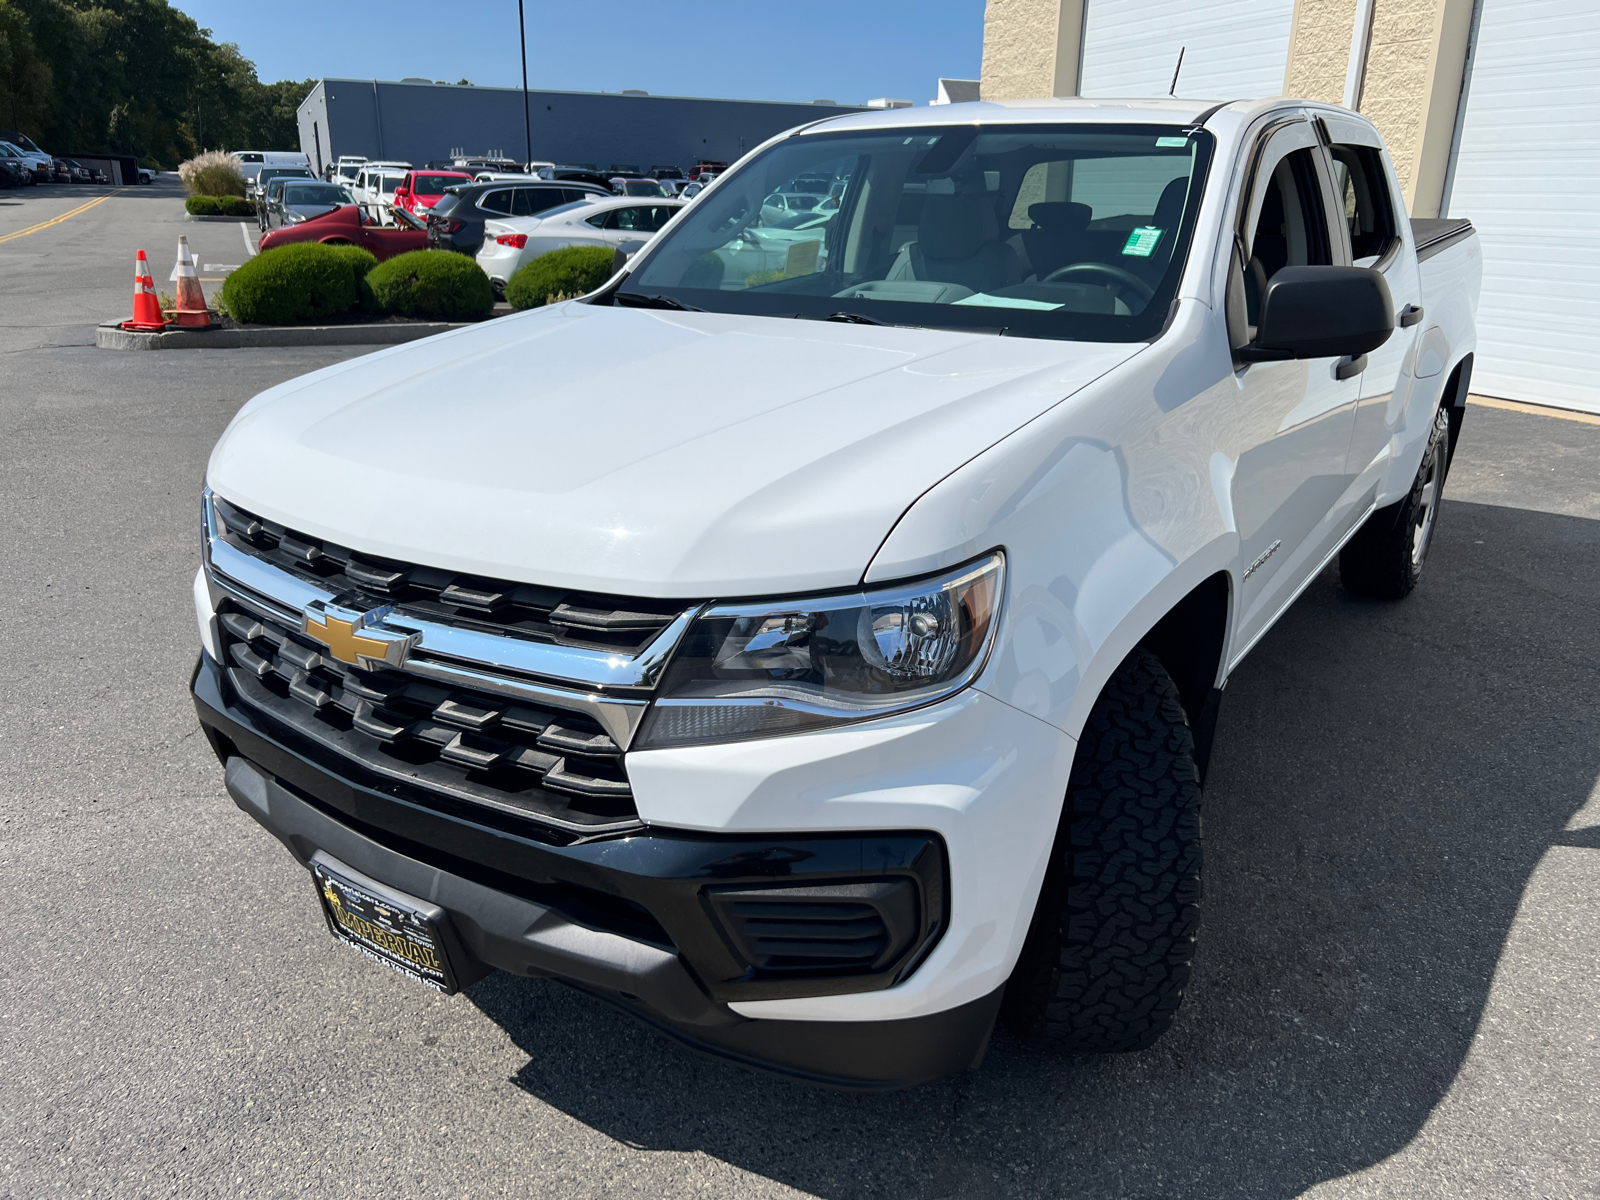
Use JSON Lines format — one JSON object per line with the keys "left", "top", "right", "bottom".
{"left": 283, "top": 184, "right": 353, "bottom": 207}
{"left": 337, "top": 165, "right": 360, "bottom": 181}
{"left": 624, "top": 123, "right": 1214, "bottom": 342}
{"left": 623, "top": 180, "right": 663, "bottom": 196}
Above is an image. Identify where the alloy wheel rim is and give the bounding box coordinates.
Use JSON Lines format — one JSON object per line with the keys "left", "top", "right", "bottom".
{"left": 1412, "top": 446, "right": 1442, "bottom": 568}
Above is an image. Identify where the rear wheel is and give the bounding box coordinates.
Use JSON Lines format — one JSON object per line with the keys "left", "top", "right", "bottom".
{"left": 1001, "top": 648, "right": 1203, "bottom": 1053}
{"left": 1340, "top": 404, "right": 1451, "bottom": 599}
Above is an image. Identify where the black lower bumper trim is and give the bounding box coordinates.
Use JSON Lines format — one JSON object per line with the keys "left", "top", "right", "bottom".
{"left": 194, "top": 653, "right": 995, "bottom": 1088}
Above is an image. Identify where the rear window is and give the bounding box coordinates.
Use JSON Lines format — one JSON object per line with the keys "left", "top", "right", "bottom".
{"left": 283, "top": 184, "right": 352, "bottom": 206}
{"left": 414, "top": 174, "right": 461, "bottom": 195}
{"left": 431, "top": 194, "right": 461, "bottom": 218}
{"left": 536, "top": 199, "right": 598, "bottom": 220}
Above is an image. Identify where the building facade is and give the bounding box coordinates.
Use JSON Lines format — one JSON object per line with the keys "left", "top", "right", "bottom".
{"left": 980, "top": 0, "right": 1600, "bottom": 413}
{"left": 296, "top": 80, "right": 867, "bottom": 177}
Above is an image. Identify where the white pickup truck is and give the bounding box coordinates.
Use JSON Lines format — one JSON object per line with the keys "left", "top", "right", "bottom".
{"left": 191, "top": 97, "right": 1480, "bottom": 1089}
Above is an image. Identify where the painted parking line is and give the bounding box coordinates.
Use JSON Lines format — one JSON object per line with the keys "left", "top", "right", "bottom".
{"left": 0, "top": 188, "right": 127, "bottom": 244}
{"left": 240, "top": 222, "right": 256, "bottom": 258}
{"left": 203, "top": 264, "right": 240, "bottom": 272}
{"left": 1468, "top": 395, "right": 1600, "bottom": 427}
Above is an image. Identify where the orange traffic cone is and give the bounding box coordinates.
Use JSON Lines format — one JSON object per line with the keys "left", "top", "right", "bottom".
{"left": 169, "top": 235, "right": 213, "bottom": 328}
{"left": 121, "top": 250, "right": 168, "bottom": 331}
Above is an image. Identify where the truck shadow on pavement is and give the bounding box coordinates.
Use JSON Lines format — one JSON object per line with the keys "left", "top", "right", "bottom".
{"left": 469, "top": 497, "right": 1600, "bottom": 1200}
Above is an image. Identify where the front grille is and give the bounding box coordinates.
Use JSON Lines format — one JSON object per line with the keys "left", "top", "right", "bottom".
{"left": 217, "top": 605, "right": 639, "bottom": 836}
{"left": 705, "top": 880, "right": 921, "bottom": 978}
{"left": 211, "top": 495, "right": 683, "bottom": 654}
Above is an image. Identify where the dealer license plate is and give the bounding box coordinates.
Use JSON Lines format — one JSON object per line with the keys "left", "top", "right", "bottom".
{"left": 312, "top": 853, "right": 458, "bottom": 993}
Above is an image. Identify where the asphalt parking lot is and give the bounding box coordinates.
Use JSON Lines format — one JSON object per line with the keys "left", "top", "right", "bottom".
{"left": 2, "top": 183, "right": 1597, "bottom": 1200}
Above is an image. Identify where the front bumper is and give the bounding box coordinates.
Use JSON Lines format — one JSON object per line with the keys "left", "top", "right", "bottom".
{"left": 193, "top": 652, "right": 1001, "bottom": 1088}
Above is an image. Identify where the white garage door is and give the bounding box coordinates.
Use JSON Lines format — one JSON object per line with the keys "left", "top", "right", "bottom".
{"left": 1078, "top": 0, "right": 1297, "bottom": 100}
{"left": 1443, "top": 0, "right": 1600, "bottom": 412}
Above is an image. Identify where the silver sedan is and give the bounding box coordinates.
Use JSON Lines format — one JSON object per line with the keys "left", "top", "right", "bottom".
{"left": 476, "top": 196, "right": 686, "bottom": 294}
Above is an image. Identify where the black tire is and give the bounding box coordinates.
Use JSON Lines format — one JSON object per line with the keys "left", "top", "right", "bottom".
{"left": 1339, "top": 404, "right": 1451, "bottom": 599}
{"left": 1001, "top": 647, "right": 1203, "bottom": 1053}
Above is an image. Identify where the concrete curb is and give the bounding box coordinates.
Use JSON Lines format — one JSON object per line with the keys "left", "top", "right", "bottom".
{"left": 183, "top": 212, "right": 255, "bottom": 223}
{"left": 96, "top": 320, "right": 469, "bottom": 350}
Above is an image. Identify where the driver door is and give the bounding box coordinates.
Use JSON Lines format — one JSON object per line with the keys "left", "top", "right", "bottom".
{"left": 1227, "top": 118, "right": 1365, "bottom": 655}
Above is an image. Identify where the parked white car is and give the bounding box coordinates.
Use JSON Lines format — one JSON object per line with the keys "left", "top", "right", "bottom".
{"left": 476, "top": 196, "right": 685, "bottom": 293}
{"left": 333, "top": 156, "right": 367, "bottom": 190}
{"left": 194, "top": 97, "right": 1480, "bottom": 1091}
{"left": 353, "top": 161, "right": 411, "bottom": 222}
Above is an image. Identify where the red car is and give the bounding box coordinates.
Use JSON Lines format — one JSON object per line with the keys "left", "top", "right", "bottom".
{"left": 257, "top": 205, "right": 428, "bottom": 261}
{"left": 392, "top": 169, "right": 473, "bottom": 214}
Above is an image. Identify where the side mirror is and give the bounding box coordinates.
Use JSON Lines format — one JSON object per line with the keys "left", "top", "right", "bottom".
{"left": 1240, "top": 265, "right": 1394, "bottom": 361}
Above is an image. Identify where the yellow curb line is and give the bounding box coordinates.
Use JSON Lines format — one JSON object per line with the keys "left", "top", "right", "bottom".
{"left": 1468, "top": 394, "right": 1600, "bottom": 427}
{"left": 0, "top": 187, "right": 128, "bottom": 243}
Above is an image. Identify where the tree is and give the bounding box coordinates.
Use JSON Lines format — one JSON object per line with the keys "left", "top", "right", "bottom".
{"left": 1, "top": 0, "right": 314, "bottom": 166}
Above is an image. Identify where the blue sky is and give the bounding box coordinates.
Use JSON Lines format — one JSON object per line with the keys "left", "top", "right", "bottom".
{"left": 170, "top": 1, "right": 985, "bottom": 107}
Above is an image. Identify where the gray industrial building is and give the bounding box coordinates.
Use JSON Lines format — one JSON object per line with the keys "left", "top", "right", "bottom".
{"left": 295, "top": 79, "right": 875, "bottom": 174}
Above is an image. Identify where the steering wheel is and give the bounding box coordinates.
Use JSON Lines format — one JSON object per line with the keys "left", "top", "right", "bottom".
{"left": 1041, "top": 262, "right": 1155, "bottom": 307}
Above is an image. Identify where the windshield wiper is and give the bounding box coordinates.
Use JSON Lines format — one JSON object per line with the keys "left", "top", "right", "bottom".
{"left": 616, "top": 292, "right": 703, "bottom": 312}
{"left": 824, "top": 311, "right": 887, "bottom": 325}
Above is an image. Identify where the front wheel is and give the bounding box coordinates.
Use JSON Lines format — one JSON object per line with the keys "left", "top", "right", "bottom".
{"left": 1340, "top": 404, "right": 1451, "bottom": 599}
{"left": 1001, "top": 647, "right": 1203, "bottom": 1053}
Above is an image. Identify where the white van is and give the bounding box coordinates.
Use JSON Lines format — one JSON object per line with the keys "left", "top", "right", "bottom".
{"left": 234, "top": 151, "right": 311, "bottom": 185}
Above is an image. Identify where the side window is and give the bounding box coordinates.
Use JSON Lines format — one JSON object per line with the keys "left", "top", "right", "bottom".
{"left": 479, "top": 189, "right": 511, "bottom": 215}
{"left": 606, "top": 207, "right": 644, "bottom": 231}
{"left": 1328, "top": 144, "right": 1398, "bottom": 263}
{"left": 510, "top": 188, "right": 537, "bottom": 216}
{"left": 584, "top": 210, "right": 609, "bottom": 229}
{"left": 1242, "top": 148, "right": 1332, "bottom": 324}
{"left": 638, "top": 205, "right": 674, "bottom": 233}
{"left": 524, "top": 190, "right": 568, "bottom": 216}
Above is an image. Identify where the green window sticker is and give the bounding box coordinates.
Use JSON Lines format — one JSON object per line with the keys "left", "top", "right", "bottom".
{"left": 1156, "top": 136, "right": 1189, "bottom": 148}
{"left": 1122, "top": 226, "right": 1164, "bottom": 257}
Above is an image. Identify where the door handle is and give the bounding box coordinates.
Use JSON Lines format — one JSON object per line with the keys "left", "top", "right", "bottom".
{"left": 1335, "top": 353, "right": 1367, "bottom": 380}
{"left": 1399, "top": 303, "right": 1424, "bottom": 328}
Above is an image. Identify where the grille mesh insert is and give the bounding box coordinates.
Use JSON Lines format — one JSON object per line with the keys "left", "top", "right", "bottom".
{"left": 217, "top": 606, "right": 639, "bottom": 835}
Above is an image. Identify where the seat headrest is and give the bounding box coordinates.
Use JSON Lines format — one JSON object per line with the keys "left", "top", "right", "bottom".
{"left": 918, "top": 194, "right": 999, "bottom": 259}
{"left": 1026, "top": 201, "right": 1092, "bottom": 232}
{"left": 1153, "top": 178, "right": 1188, "bottom": 230}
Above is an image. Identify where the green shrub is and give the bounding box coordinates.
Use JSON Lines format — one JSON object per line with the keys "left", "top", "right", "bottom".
{"left": 364, "top": 249, "right": 495, "bottom": 321}
{"left": 178, "top": 150, "right": 247, "bottom": 197}
{"left": 185, "top": 195, "right": 253, "bottom": 216}
{"left": 219, "top": 242, "right": 377, "bottom": 325}
{"left": 506, "top": 245, "right": 616, "bottom": 310}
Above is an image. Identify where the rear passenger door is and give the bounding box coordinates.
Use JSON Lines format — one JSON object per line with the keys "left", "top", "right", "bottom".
{"left": 1321, "top": 113, "right": 1420, "bottom": 491}
{"left": 1228, "top": 117, "right": 1367, "bottom": 653}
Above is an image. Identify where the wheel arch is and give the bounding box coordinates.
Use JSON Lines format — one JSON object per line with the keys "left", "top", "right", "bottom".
{"left": 1137, "top": 570, "right": 1232, "bottom": 781}
{"left": 1439, "top": 352, "right": 1473, "bottom": 474}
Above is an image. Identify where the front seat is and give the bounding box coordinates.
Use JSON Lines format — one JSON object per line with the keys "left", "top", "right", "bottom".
{"left": 1021, "top": 200, "right": 1092, "bottom": 280}
{"left": 888, "top": 194, "right": 1024, "bottom": 294}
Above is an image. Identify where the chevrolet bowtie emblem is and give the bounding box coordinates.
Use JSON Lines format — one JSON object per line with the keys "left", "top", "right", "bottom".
{"left": 302, "top": 601, "right": 419, "bottom": 669}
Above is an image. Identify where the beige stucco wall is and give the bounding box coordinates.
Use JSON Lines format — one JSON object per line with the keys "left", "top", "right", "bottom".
{"left": 980, "top": 0, "right": 1472, "bottom": 213}
{"left": 980, "top": 0, "right": 1086, "bottom": 99}
{"left": 1361, "top": 0, "right": 1474, "bottom": 215}
{"left": 1283, "top": 0, "right": 1361, "bottom": 104}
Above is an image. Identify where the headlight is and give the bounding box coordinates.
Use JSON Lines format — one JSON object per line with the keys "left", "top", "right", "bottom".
{"left": 634, "top": 551, "right": 1004, "bottom": 750}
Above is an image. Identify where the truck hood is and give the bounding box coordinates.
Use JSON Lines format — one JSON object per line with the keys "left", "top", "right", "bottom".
{"left": 208, "top": 303, "right": 1141, "bottom": 597}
